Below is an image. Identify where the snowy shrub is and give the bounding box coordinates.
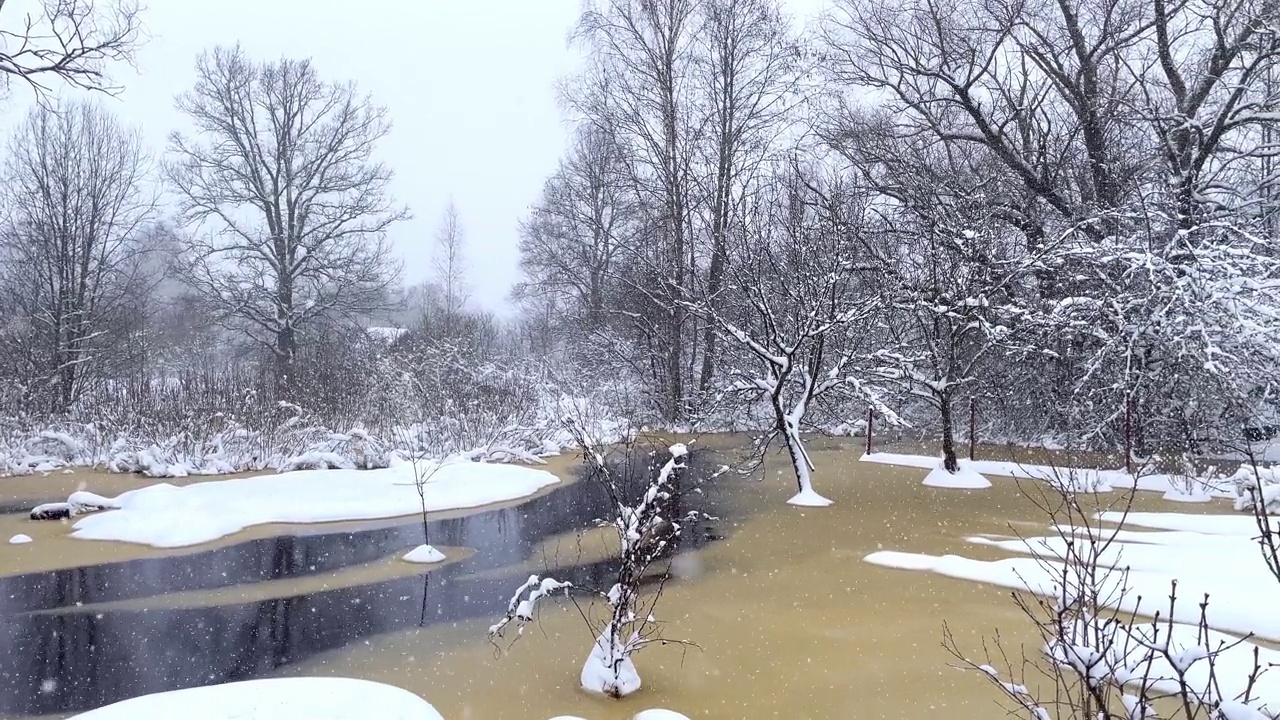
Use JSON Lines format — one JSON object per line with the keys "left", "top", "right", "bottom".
{"left": 488, "top": 421, "right": 709, "bottom": 698}
{"left": 277, "top": 428, "right": 393, "bottom": 472}
{"left": 1229, "top": 463, "right": 1280, "bottom": 515}
{"left": 947, "top": 471, "right": 1275, "bottom": 719}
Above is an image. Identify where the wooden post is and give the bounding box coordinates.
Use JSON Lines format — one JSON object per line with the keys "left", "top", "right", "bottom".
{"left": 866, "top": 407, "right": 874, "bottom": 455}
{"left": 969, "top": 397, "right": 976, "bottom": 462}
{"left": 1124, "top": 396, "right": 1133, "bottom": 475}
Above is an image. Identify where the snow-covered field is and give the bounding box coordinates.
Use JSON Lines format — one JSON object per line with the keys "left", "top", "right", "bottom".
{"left": 66, "top": 459, "right": 560, "bottom": 548}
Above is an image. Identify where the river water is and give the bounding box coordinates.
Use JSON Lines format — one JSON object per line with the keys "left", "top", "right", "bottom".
{"left": 0, "top": 438, "right": 1223, "bottom": 719}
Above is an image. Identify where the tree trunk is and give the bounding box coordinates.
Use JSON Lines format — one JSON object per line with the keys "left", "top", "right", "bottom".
{"left": 939, "top": 391, "right": 959, "bottom": 472}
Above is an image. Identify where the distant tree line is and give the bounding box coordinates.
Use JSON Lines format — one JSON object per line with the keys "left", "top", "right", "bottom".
{"left": 4, "top": 0, "right": 1280, "bottom": 471}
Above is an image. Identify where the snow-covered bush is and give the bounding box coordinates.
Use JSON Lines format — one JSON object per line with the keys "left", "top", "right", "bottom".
{"left": 1229, "top": 463, "right": 1280, "bottom": 515}
{"left": 277, "top": 428, "right": 393, "bottom": 472}
{"left": 948, "top": 470, "right": 1274, "bottom": 719}
{"left": 488, "top": 421, "right": 707, "bottom": 698}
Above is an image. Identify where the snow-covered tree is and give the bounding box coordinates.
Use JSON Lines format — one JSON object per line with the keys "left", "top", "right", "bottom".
{"left": 0, "top": 101, "right": 159, "bottom": 413}
{"left": 695, "top": 166, "right": 896, "bottom": 505}
{"left": 167, "top": 46, "right": 406, "bottom": 398}
{"left": 489, "top": 424, "right": 700, "bottom": 698}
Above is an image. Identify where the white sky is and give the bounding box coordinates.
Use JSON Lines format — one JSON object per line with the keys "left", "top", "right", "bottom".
{"left": 4, "top": 0, "right": 831, "bottom": 315}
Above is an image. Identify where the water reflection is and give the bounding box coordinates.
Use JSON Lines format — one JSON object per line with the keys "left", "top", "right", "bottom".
{"left": 0, "top": 453, "right": 722, "bottom": 716}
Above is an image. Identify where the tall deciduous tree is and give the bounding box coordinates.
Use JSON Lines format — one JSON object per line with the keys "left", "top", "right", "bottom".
{"left": 574, "top": 0, "right": 701, "bottom": 421}
{"left": 0, "top": 101, "right": 157, "bottom": 413}
{"left": 694, "top": 0, "right": 802, "bottom": 393}
{"left": 167, "top": 46, "right": 406, "bottom": 396}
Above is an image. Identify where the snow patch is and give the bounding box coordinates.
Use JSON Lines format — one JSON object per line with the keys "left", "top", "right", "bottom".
{"left": 8, "top": 534, "right": 32, "bottom": 545}
{"left": 786, "top": 488, "right": 834, "bottom": 507}
{"left": 69, "top": 459, "right": 559, "bottom": 548}
{"left": 921, "top": 462, "right": 991, "bottom": 489}
{"left": 402, "top": 544, "right": 445, "bottom": 564}
{"left": 67, "top": 677, "right": 442, "bottom": 719}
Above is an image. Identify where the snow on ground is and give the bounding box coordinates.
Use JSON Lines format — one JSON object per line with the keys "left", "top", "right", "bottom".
{"left": 787, "top": 488, "right": 834, "bottom": 507}
{"left": 864, "top": 507, "right": 1280, "bottom": 706}
{"left": 861, "top": 452, "right": 1236, "bottom": 498}
{"left": 68, "top": 459, "right": 560, "bottom": 548}
{"left": 402, "top": 544, "right": 446, "bottom": 564}
{"left": 546, "top": 711, "right": 691, "bottom": 720}
{"left": 921, "top": 461, "right": 991, "bottom": 489}
{"left": 8, "top": 534, "right": 31, "bottom": 544}
{"left": 69, "top": 677, "right": 443, "bottom": 719}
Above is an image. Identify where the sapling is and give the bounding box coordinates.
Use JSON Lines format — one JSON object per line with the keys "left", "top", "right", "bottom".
{"left": 488, "top": 418, "right": 703, "bottom": 698}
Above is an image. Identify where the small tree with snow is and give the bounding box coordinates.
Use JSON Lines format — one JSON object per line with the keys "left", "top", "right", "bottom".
{"left": 488, "top": 419, "right": 701, "bottom": 698}
{"left": 868, "top": 220, "right": 1022, "bottom": 474}
{"left": 692, "top": 166, "right": 896, "bottom": 506}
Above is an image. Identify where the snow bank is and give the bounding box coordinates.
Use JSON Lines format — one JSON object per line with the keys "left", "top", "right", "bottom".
{"left": 69, "top": 459, "right": 560, "bottom": 548}
{"left": 864, "top": 508, "right": 1280, "bottom": 705}
{"left": 862, "top": 452, "right": 1239, "bottom": 497}
{"left": 68, "top": 677, "right": 442, "bottom": 720}
{"left": 402, "top": 544, "right": 446, "bottom": 564}
{"left": 921, "top": 462, "right": 991, "bottom": 489}
{"left": 8, "top": 534, "right": 32, "bottom": 545}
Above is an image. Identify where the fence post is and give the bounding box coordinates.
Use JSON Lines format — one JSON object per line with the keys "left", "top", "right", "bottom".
{"left": 866, "top": 407, "right": 874, "bottom": 456}
{"left": 969, "top": 397, "right": 977, "bottom": 462}
{"left": 1124, "top": 395, "right": 1133, "bottom": 475}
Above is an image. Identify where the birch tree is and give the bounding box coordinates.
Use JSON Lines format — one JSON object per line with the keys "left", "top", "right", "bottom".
{"left": 432, "top": 200, "right": 469, "bottom": 322}
{"left": 0, "top": 101, "right": 157, "bottom": 413}
{"left": 167, "top": 46, "right": 406, "bottom": 397}
{"left": 0, "top": 0, "right": 141, "bottom": 97}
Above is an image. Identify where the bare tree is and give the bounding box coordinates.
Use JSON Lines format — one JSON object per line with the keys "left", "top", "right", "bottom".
{"left": 0, "top": 101, "right": 157, "bottom": 413}
{"left": 693, "top": 0, "right": 803, "bottom": 394}
{"left": 0, "top": 0, "right": 142, "bottom": 97}
{"left": 166, "top": 46, "right": 406, "bottom": 397}
{"left": 515, "top": 124, "right": 633, "bottom": 330}
{"left": 432, "top": 200, "right": 469, "bottom": 322}
{"left": 490, "top": 423, "right": 702, "bottom": 698}
{"left": 573, "top": 0, "right": 701, "bottom": 422}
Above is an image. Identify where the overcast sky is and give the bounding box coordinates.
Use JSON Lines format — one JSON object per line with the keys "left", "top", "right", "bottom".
{"left": 8, "top": 0, "right": 830, "bottom": 315}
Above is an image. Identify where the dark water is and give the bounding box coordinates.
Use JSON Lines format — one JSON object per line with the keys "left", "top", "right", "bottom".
{"left": 0, "top": 454, "right": 724, "bottom": 717}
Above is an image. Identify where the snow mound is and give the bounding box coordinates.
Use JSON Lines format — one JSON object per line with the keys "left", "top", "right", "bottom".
{"left": 922, "top": 463, "right": 991, "bottom": 489}
{"left": 582, "top": 630, "right": 641, "bottom": 697}
{"left": 68, "top": 677, "right": 442, "bottom": 719}
{"left": 634, "top": 712, "right": 692, "bottom": 720}
{"left": 1162, "top": 488, "right": 1214, "bottom": 503}
{"left": 69, "top": 459, "right": 560, "bottom": 548}
{"left": 787, "top": 489, "right": 834, "bottom": 507}
{"left": 8, "top": 534, "right": 32, "bottom": 545}
{"left": 402, "top": 544, "right": 446, "bottom": 564}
